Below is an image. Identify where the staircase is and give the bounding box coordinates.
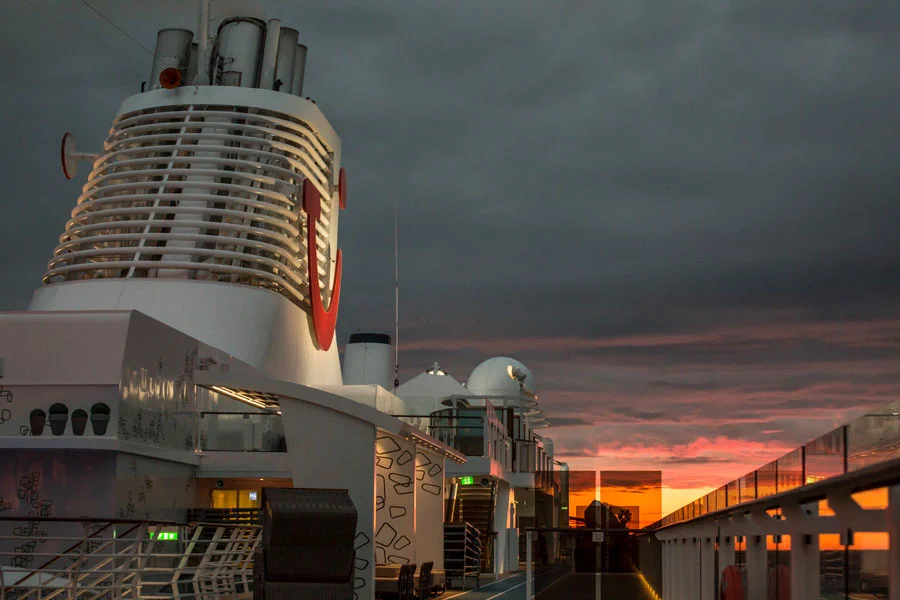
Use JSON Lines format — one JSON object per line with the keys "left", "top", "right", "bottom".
{"left": 457, "top": 483, "right": 496, "bottom": 572}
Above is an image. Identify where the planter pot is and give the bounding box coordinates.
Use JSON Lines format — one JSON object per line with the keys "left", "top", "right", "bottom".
{"left": 90, "top": 403, "right": 111, "bottom": 436}
{"left": 71, "top": 409, "right": 88, "bottom": 436}
{"left": 48, "top": 404, "right": 68, "bottom": 436}
{"left": 29, "top": 410, "right": 46, "bottom": 436}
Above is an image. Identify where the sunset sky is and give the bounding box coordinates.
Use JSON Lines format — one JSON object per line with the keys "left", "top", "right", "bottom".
{"left": 2, "top": 1, "right": 899, "bottom": 516}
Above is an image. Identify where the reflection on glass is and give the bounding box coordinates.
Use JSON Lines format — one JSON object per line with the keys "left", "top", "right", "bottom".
{"left": 716, "top": 486, "right": 727, "bottom": 510}
{"left": 757, "top": 461, "right": 777, "bottom": 499}
{"left": 598, "top": 471, "right": 662, "bottom": 530}
{"left": 739, "top": 473, "right": 756, "bottom": 504}
{"left": 727, "top": 480, "right": 739, "bottom": 507}
{"left": 776, "top": 448, "right": 803, "bottom": 493}
{"left": 847, "top": 408, "right": 900, "bottom": 471}
{"left": 200, "top": 412, "right": 285, "bottom": 452}
{"left": 654, "top": 400, "right": 900, "bottom": 531}
{"left": 806, "top": 428, "right": 844, "bottom": 483}
{"left": 567, "top": 470, "right": 598, "bottom": 527}
{"left": 849, "top": 531, "right": 888, "bottom": 595}
{"left": 819, "top": 533, "right": 844, "bottom": 599}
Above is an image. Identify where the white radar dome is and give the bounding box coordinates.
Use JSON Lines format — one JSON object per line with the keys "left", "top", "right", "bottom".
{"left": 467, "top": 356, "right": 536, "bottom": 400}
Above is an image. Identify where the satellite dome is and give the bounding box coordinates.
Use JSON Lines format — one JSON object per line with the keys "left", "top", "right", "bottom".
{"left": 467, "top": 357, "right": 536, "bottom": 400}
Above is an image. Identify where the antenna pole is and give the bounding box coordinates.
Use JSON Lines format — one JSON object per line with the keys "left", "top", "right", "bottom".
{"left": 393, "top": 198, "right": 400, "bottom": 391}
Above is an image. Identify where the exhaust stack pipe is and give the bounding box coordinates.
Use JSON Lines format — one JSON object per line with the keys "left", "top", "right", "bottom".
{"left": 291, "top": 44, "right": 308, "bottom": 96}
{"left": 258, "top": 19, "right": 281, "bottom": 90}
{"left": 273, "top": 28, "right": 299, "bottom": 91}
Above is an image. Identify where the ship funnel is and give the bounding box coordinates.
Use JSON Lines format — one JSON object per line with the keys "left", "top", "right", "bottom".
{"left": 273, "top": 28, "right": 299, "bottom": 92}
{"left": 291, "top": 44, "right": 308, "bottom": 96}
{"left": 343, "top": 333, "right": 394, "bottom": 389}
{"left": 149, "top": 28, "right": 194, "bottom": 90}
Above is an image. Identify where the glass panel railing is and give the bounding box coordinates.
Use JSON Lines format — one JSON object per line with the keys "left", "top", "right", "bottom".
{"left": 726, "top": 480, "right": 739, "bottom": 507}
{"left": 805, "top": 427, "right": 844, "bottom": 483}
{"left": 776, "top": 448, "right": 803, "bottom": 493}
{"left": 652, "top": 399, "right": 900, "bottom": 529}
{"left": 200, "top": 412, "right": 285, "bottom": 452}
{"left": 847, "top": 407, "right": 900, "bottom": 471}
{"left": 715, "top": 485, "right": 727, "bottom": 509}
{"left": 739, "top": 473, "right": 756, "bottom": 504}
{"left": 756, "top": 460, "right": 777, "bottom": 499}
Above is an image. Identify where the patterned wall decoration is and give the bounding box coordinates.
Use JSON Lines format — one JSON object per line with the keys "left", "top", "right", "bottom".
{"left": 0, "top": 383, "right": 11, "bottom": 428}
{"left": 0, "top": 451, "right": 115, "bottom": 567}
{"left": 353, "top": 531, "right": 371, "bottom": 599}
{"left": 415, "top": 449, "right": 445, "bottom": 569}
{"left": 375, "top": 434, "right": 416, "bottom": 565}
{"left": 115, "top": 454, "right": 196, "bottom": 522}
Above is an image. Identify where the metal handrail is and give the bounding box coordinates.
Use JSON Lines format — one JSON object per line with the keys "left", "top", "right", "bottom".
{"left": 652, "top": 454, "right": 900, "bottom": 532}
{"left": 0, "top": 517, "right": 261, "bottom": 600}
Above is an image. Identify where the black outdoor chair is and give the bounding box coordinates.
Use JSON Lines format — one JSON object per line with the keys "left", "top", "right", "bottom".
{"left": 416, "top": 562, "right": 433, "bottom": 599}
{"left": 399, "top": 563, "right": 416, "bottom": 600}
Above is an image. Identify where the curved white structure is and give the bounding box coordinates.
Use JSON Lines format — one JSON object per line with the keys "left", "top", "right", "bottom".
{"left": 342, "top": 333, "right": 394, "bottom": 389}
{"left": 32, "top": 78, "right": 344, "bottom": 385}
{"left": 467, "top": 356, "right": 536, "bottom": 401}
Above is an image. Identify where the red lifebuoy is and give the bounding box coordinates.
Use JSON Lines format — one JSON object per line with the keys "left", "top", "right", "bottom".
{"left": 720, "top": 565, "right": 745, "bottom": 600}
{"left": 767, "top": 565, "right": 790, "bottom": 600}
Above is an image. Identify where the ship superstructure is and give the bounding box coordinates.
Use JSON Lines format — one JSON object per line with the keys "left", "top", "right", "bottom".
{"left": 0, "top": 6, "right": 569, "bottom": 599}
{"left": 36, "top": 15, "right": 345, "bottom": 385}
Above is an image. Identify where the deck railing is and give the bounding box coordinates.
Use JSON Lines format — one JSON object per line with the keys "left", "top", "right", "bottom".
{"left": 0, "top": 517, "right": 260, "bottom": 600}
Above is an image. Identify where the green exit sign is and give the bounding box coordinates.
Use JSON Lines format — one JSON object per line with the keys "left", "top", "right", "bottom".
{"left": 460, "top": 476, "right": 474, "bottom": 485}
{"left": 150, "top": 531, "right": 179, "bottom": 541}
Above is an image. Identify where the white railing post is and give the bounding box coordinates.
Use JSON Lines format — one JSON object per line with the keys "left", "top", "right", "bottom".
{"left": 719, "top": 534, "right": 735, "bottom": 570}
{"left": 746, "top": 535, "right": 767, "bottom": 600}
{"left": 688, "top": 538, "right": 701, "bottom": 600}
{"left": 526, "top": 530, "right": 533, "bottom": 600}
{"left": 888, "top": 484, "right": 900, "bottom": 600}
{"left": 785, "top": 501, "right": 819, "bottom": 600}
{"left": 700, "top": 536, "right": 715, "bottom": 600}
{"left": 673, "top": 538, "right": 683, "bottom": 600}
{"left": 662, "top": 540, "right": 670, "bottom": 600}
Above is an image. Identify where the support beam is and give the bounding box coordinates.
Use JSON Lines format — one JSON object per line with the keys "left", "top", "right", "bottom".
{"left": 784, "top": 502, "right": 819, "bottom": 600}
{"left": 700, "top": 537, "right": 715, "bottom": 600}
{"left": 789, "top": 532, "right": 819, "bottom": 600}
{"left": 662, "top": 541, "right": 670, "bottom": 600}
{"left": 720, "top": 534, "right": 735, "bottom": 569}
{"left": 688, "top": 538, "right": 700, "bottom": 600}
{"left": 526, "top": 531, "right": 533, "bottom": 600}
{"left": 746, "top": 535, "right": 767, "bottom": 600}
{"left": 889, "top": 485, "right": 900, "bottom": 600}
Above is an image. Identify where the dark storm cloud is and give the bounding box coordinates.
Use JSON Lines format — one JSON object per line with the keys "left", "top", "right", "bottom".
{"left": 2, "top": 0, "right": 898, "bottom": 505}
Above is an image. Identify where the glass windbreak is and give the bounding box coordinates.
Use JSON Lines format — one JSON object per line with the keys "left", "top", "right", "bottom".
{"left": 200, "top": 412, "right": 285, "bottom": 452}
{"left": 739, "top": 473, "right": 756, "bottom": 504}
{"left": 847, "top": 405, "right": 900, "bottom": 471}
{"left": 429, "top": 407, "right": 486, "bottom": 457}
{"left": 653, "top": 399, "right": 900, "bottom": 529}
{"left": 726, "top": 480, "right": 739, "bottom": 507}
{"left": 806, "top": 428, "right": 844, "bottom": 483}
{"left": 776, "top": 448, "right": 803, "bottom": 493}
{"left": 756, "top": 461, "right": 777, "bottom": 499}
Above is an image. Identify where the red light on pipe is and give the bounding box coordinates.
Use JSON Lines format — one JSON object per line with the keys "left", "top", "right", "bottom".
{"left": 159, "top": 67, "right": 182, "bottom": 90}
{"left": 338, "top": 167, "right": 347, "bottom": 210}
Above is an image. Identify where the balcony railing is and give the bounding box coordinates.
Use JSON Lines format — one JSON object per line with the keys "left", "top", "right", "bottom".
{"left": 0, "top": 516, "right": 260, "bottom": 600}
{"left": 653, "top": 399, "right": 900, "bottom": 528}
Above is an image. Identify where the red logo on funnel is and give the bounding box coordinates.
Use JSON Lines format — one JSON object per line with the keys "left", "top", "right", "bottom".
{"left": 303, "top": 177, "right": 343, "bottom": 351}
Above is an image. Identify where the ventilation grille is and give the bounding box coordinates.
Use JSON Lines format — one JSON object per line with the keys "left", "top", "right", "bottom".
{"left": 45, "top": 103, "right": 337, "bottom": 310}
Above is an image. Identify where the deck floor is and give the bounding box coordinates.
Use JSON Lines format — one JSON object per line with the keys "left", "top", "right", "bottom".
{"left": 435, "top": 568, "right": 656, "bottom": 600}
